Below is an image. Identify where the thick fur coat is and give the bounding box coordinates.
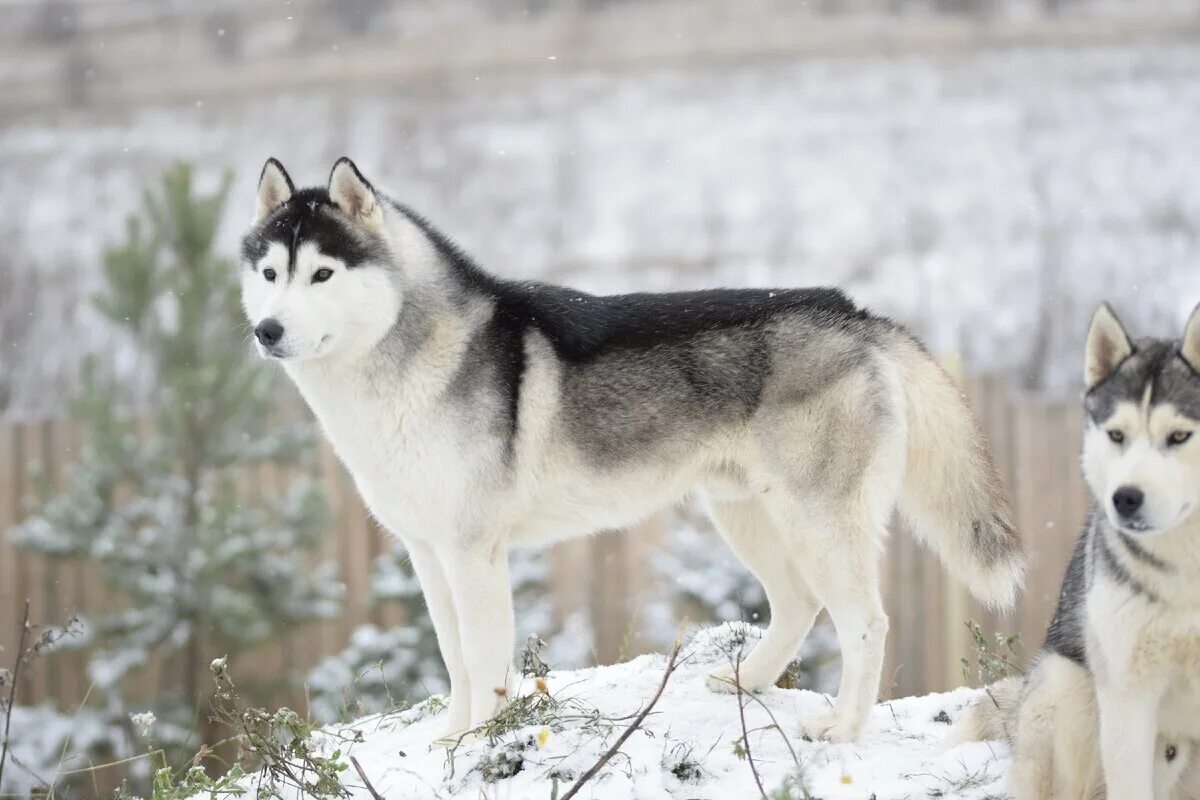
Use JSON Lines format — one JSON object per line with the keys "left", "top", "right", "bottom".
{"left": 241, "top": 158, "right": 1024, "bottom": 743}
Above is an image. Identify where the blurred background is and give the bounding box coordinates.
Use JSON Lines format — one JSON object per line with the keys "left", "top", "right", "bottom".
{"left": 2, "top": 0, "right": 1200, "bottom": 795}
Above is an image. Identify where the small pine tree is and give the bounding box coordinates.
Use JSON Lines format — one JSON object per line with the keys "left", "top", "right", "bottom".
{"left": 11, "top": 164, "right": 342, "bottom": 749}
{"left": 307, "top": 553, "right": 446, "bottom": 723}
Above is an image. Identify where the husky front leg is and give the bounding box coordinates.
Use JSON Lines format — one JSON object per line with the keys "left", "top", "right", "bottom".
{"left": 443, "top": 539, "right": 515, "bottom": 729}
{"left": 405, "top": 541, "right": 471, "bottom": 740}
{"left": 1096, "top": 680, "right": 1163, "bottom": 800}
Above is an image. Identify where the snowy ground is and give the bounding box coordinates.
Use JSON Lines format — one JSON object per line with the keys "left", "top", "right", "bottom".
{"left": 298, "top": 626, "right": 1008, "bottom": 800}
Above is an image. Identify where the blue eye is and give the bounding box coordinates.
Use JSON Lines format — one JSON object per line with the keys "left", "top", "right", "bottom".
{"left": 263, "top": 268, "right": 277, "bottom": 282}
{"left": 313, "top": 268, "right": 333, "bottom": 284}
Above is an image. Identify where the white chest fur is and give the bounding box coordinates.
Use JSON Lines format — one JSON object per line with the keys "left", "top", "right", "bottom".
{"left": 1088, "top": 580, "right": 1200, "bottom": 740}
{"left": 285, "top": 358, "right": 473, "bottom": 543}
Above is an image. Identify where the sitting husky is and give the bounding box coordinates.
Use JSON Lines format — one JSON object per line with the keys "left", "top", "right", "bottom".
{"left": 240, "top": 157, "right": 1023, "bottom": 743}
{"left": 955, "top": 303, "right": 1200, "bottom": 799}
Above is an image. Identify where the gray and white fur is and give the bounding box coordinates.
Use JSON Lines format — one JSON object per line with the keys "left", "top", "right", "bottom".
{"left": 954, "top": 302, "right": 1200, "bottom": 799}
{"left": 240, "top": 158, "right": 1024, "bottom": 744}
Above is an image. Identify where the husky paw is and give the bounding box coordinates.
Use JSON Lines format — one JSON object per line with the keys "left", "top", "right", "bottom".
{"left": 432, "top": 728, "right": 478, "bottom": 750}
{"left": 705, "top": 665, "right": 739, "bottom": 693}
{"left": 798, "top": 711, "right": 861, "bottom": 743}
{"left": 705, "top": 665, "right": 773, "bottom": 694}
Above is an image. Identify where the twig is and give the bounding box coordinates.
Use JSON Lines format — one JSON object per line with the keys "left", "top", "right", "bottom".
{"left": 733, "top": 654, "right": 767, "bottom": 799}
{"left": 350, "top": 756, "right": 384, "bottom": 800}
{"left": 0, "top": 600, "right": 32, "bottom": 792}
{"left": 560, "top": 643, "right": 683, "bottom": 800}
{"left": 711, "top": 671, "right": 807, "bottom": 793}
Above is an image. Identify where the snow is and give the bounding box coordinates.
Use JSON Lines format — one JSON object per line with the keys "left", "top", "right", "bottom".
{"left": 284, "top": 625, "right": 1008, "bottom": 800}
{"left": 0, "top": 705, "right": 128, "bottom": 797}
{"left": 6, "top": 44, "right": 1200, "bottom": 416}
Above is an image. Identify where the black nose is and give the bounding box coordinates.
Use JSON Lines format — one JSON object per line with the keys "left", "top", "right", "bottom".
{"left": 1112, "top": 486, "right": 1145, "bottom": 518}
{"left": 255, "top": 318, "right": 284, "bottom": 347}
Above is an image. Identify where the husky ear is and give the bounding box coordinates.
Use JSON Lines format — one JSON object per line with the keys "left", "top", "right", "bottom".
{"left": 1180, "top": 303, "right": 1200, "bottom": 372}
{"left": 1085, "top": 302, "right": 1134, "bottom": 388}
{"left": 328, "top": 158, "right": 382, "bottom": 230}
{"left": 255, "top": 158, "right": 293, "bottom": 222}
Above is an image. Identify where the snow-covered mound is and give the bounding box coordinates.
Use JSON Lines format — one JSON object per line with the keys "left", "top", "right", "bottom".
{"left": 310, "top": 625, "right": 1008, "bottom": 799}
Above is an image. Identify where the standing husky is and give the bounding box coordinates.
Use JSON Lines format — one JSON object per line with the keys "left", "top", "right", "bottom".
{"left": 955, "top": 303, "right": 1200, "bottom": 799}
{"left": 240, "top": 157, "right": 1023, "bottom": 743}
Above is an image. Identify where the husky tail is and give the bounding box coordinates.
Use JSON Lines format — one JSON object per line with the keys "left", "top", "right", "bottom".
{"left": 891, "top": 335, "right": 1025, "bottom": 609}
{"left": 947, "top": 675, "right": 1024, "bottom": 746}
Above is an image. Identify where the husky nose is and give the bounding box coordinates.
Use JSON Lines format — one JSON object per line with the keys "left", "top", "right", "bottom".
{"left": 1113, "top": 486, "right": 1145, "bottom": 518}
{"left": 255, "top": 318, "right": 284, "bottom": 347}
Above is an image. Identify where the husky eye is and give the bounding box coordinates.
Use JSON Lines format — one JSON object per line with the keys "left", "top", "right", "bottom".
{"left": 1107, "top": 430, "right": 1125, "bottom": 445}
{"left": 1168, "top": 430, "right": 1193, "bottom": 447}
{"left": 262, "top": 268, "right": 277, "bottom": 282}
{"left": 312, "top": 268, "right": 334, "bottom": 284}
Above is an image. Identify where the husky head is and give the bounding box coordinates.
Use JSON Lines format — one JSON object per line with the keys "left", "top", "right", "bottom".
{"left": 239, "top": 158, "right": 404, "bottom": 362}
{"left": 1082, "top": 302, "right": 1200, "bottom": 536}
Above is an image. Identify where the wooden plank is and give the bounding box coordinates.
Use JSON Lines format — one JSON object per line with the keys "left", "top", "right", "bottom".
{"left": 978, "top": 375, "right": 1021, "bottom": 667}
{"left": 550, "top": 539, "right": 591, "bottom": 638}
{"left": 341, "top": 476, "right": 374, "bottom": 636}
{"left": 375, "top": 536, "right": 406, "bottom": 632}
{"left": 589, "top": 532, "right": 629, "bottom": 665}
{"left": 18, "top": 421, "right": 48, "bottom": 705}
{"left": 47, "top": 417, "right": 89, "bottom": 708}
{"left": 0, "top": 422, "right": 19, "bottom": 672}
{"left": 316, "top": 441, "right": 347, "bottom": 663}
{"left": 67, "top": 418, "right": 107, "bottom": 712}
{"left": 624, "top": 513, "right": 666, "bottom": 657}
{"left": 934, "top": 364, "right": 974, "bottom": 689}
{"left": 888, "top": 526, "right": 919, "bottom": 697}
{"left": 1012, "top": 400, "right": 1061, "bottom": 654}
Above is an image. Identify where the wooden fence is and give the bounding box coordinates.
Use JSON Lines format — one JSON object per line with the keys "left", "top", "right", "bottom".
{"left": 0, "top": 373, "right": 1087, "bottom": 712}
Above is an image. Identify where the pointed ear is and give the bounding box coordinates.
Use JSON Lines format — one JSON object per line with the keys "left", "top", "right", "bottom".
{"left": 328, "top": 158, "right": 383, "bottom": 229}
{"left": 1180, "top": 303, "right": 1200, "bottom": 372}
{"left": 255, "top": 158, "right": 293, "bottom": 222}
{"left": 1085, "top": 302, "right": 1134, "bottom": 388}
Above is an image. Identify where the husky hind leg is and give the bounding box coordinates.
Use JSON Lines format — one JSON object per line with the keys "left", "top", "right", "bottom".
{"left": 793, "top": 517, "right": 889, "bottom": 743}
{"left": 1012, "top": 654, "right": 1101, "bottom": 800}
{"left": 760, "top": 496, "right": 890, "bottom": 742}
{"left": 702, "top": 495, "right": 822, "bottom": 693}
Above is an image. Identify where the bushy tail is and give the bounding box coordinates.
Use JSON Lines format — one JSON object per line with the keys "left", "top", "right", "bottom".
{"left": 892, "top": 337, "right": 1025, "bottom": 609}
{"left": 948, "top": 676, "right": 1023, "bottom": 746}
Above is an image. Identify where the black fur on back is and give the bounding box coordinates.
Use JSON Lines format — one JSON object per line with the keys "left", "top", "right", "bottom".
{"left": 485, "top": 283, "right": 864, "bottom": 363}
{"left": 395, "top": 199, "right": 877, "bottom": 459}
{"left": 393, "top": 198, "right": 867, "bottom": 360}
{"left": 398, "top": 200, "right": 888, "bottom": 462}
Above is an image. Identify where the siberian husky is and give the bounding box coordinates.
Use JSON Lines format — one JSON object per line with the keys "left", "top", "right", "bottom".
{"left": 240, "top": 157, "right": 1024, "bottom": 743}
{"left": 955, "top": 303, "right": 1200, "bottom": 799}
